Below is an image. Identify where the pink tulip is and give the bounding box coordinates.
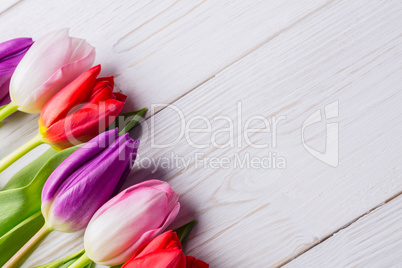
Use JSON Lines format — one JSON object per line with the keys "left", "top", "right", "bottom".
{"left": 84, "top": 180, "right": 180, "bottom": 266}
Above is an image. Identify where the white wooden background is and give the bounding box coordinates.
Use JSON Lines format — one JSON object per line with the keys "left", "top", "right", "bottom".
{"left": 0, "top": 0, "right": 401, "bottom": 267}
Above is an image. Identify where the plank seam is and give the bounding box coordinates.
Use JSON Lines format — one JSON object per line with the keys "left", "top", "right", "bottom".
{"left": 0, "top": 0, "right": 24, "bottom": 17}
{"left": 281, "top": 189, "right": 402, "bottom": 267}
{"left": 146, "top": 0, "right": 338, "bottom": 120}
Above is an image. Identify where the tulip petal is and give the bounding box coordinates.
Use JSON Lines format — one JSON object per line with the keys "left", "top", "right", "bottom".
{"left": 0, "top": 43, "right": 31, "bottom": 87}
{"left": 69, "top": 38, "right": 95, "bottom": 63}
{"left": 0, "top": 78, "right": 10, "bottom": 105}
{"left": 119, "top": 201, "right": 180, "bottom": 263}
{"left": 0, "top": 64, "right": 16, "bottom": 87}
{"left": 42, "top": 128, "right": 118, "bottom": 204}
{"left": 185, "top": 256, "right": 209, "bottom": 268}
{"left": 123, "top": 250, "right": 185, "bottom": 268}
{"left": 22, "top": 38, "right": 96, "bottom": 112}
{"left": 43, "top": 131, "right": 136, "bottom": 232}
{"left": 42, "top": 99, "right": 124, "bottom": 149}
{"left": 92, "top": 180, "right": 173, "bottom": 218}
{"left": 85, "top": 190, "right": 167, "bottom": 264}
{"left": 86, "top": 79, "right": 115, "bottom": 105}
{"left": 113, "top": 92, "right": 127, "bottom": 102}
{"left": 10, "top": 29, "right": 72, "bottom": 110}
{"left": 111, "top": 146, "right": 139, "bottom": 197}
{"left": 134, "top": 231, "right": 182, "bottom": 259}
{"left": 86, "top": 181, "right": 180, "bottom": 265}
{"left": 10, "top": 29, "right": 96, "bottom": 113}
{"left": 39, "top": 65, "right": 101, "bottom": 128}
{"left": 95, "top": 76, "right": 114, "bottom": 88}
{"left": 0, "top": 38, "right": 33, "bottom": 60}
{"left": 121, "top": 202, "right": 181, "bottom": 261}
{"left": 0, "top": 38, "right": 33, "bottom": 105}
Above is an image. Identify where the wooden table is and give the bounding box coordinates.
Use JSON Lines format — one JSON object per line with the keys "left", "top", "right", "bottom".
{"left": 0, "top": 0, "right": 401, "bottom": 267}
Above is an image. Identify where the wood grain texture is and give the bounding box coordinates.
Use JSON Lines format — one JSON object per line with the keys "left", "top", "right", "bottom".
{"left": 0, "top": 0, "right": 401, "bottom": 267}
{"left": 0, "top": 0, "right": 329, "bottom": 115}
{"left": 285, "top": 194, "right": 402, "bottom": 267}
{"left": 0, "top": 0, "right": 21, "bottom": 14}
{"left": 0, "top": 0, "right": 330, "bottom": 180}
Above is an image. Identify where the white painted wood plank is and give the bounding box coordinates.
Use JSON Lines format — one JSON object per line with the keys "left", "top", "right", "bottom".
{"left": 0, "top": 0, "right": 329, "bottom": 115}
{"left": 0, "top": 0, "right": 330, "bottom": 180}
{"left": 285, "top": 194, "right": 402, "bottom": 268}
{"left": 0, "top": 0, "right": 20, "bottom": 14}
{"left": 23, "top": 0, "right": 402, "bottom": 267}
{"left": 2, "top": 0, "right": 402, "bottom": 267}
{"left": 0, "top": 0, "right": 333, "bottom": 265}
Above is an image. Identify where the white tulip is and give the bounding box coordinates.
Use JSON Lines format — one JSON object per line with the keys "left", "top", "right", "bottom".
{"left": 9, "top": 28, "right": 95, "bottom": 113}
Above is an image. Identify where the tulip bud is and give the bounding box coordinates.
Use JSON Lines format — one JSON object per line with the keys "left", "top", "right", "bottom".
{"left": 122, "top": 231, "right": 186, "bottom": 268}
{"left": 0, "top": 64, "right": 125, "bottom": 174}
{"left": 41, "top": 128, "right": 139, "bottom": 232}
{"left": 0, "top": 38, "right": 33, "bottom": 106}
{"left": 10, "top": 29, "right": 95, "bottom": 113}
{"left": 39, "top": 64, "right": 126, "bottom": 150}
{"left": 185, "top": 256, "right": 210, "bottom": 268}
{"left": 121, "top": 231, "right": 209, "bottom": 268}
{"left": 84, "top": 180, "right": 180, "bottom": 266}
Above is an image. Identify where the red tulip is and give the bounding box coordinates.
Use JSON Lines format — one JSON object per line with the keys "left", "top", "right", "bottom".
{"left": 122, "top": 231, "right": 208, "bottom": 268}
{"left": 39, "top": 65, "right": 126, "bottom": 150}
{"left": 185, "top": 256, "right": 209, "bottom": 268}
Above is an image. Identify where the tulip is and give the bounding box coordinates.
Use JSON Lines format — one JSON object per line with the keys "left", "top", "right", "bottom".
{"left": 68, "top": 180, "right": 180, "bottom": 267}
{"left": 41, "top": 128, "right": 138, "bottom": 232}
{"left": 0, "top": 37, "right": 33, "bottom": 106}
{"left": 121, "top": 231, "right": 209, "bottom": 268}
{"left": 0, "top": 65, "right": 126, "bottom": 173}
{"left": 39, "top": 64, "right": 126, "bottom": 150}
{"left": 4, "top": 128, "right": 139, "bottom": 268}
{"left": 185, "top": 256, "right": 210, "bottom": 268}
{"left": 122, "top": 231, "right": 186, "bottom": 268}
{"left": 0, "top": 29, "right": 95, "bottom": 121}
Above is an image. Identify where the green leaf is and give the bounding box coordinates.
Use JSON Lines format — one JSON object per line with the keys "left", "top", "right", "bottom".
{"left": 107, "top": 108, "right": 147, "bottom": 134}
{"left": 0, "top": 146, "right": 79, "bottom": 236}
{"left": 3, "top": 148, "right": 57, "bottom": 190}
{"left": 119, "top": 107, "right": 147, "bottom": 135}
{"left": 115, "top": 108, "right": 147, "bottom": 136}
{"left": 35, "top": 251, "right": 94, "bottom": 268}
{"left": 173, "top": 220, "right": 197, "bottom": 243}
{"left": 59, "top": 257, "right": 83, "bottom": 268}
{"left": 0, "top": 109, "right": 146, "bottom": 266}
{"left": 59, "top": 259, "right": 79, "bottom": 268}
{"left": 84, "top": 261, "right": 95, "bottom": 268}
{"left": 0, "top": 212, "right": 44, "bottom": 266}
{"left": 3, "top": 108, "right": 146, "bottom": 191}
{"left": 0, "top": 146, "right": 79, "bottom": 266}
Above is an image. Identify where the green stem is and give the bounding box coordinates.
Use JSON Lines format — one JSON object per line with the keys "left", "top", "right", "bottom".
{"left": 0, "top": 102, "right": 18, "bottom": 122}
{"left": 68, "top": 252, "right": 92, "bottom": 268}
{"left": 0, "top": 133, "right": 43, "bottom": 173}
{"left": 34, "top": 249, "right": 85, "bottom": 268}
{"left": 3, "top": 223, "right": 53, "bottom": 268}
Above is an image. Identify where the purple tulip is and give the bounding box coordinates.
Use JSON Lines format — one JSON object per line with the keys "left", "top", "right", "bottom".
{"left": 41, "top": 128, "right": 139, "bottom": 232}
{"left": 0, "top": 38, "right": 33, "bottom": 106}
